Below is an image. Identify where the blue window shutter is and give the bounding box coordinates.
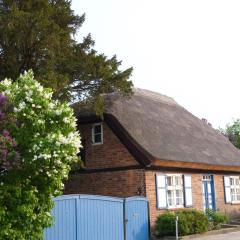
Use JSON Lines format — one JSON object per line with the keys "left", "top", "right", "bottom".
{"left": 184, "top": 175, "right": 193, "bottom": 207}
{"left": 156, "top": 174, "right": 167, "bottom": 209}
{"left": 224, "top": 176, "right": 231, "bottom": 203}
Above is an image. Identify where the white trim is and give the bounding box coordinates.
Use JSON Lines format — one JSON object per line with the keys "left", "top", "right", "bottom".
{"left": 92, "top": 123, "right": 103, "bottom": 145}
{"left": 184, "top": 175, "right": 193, "bottom": 207}
{"left": 165, "top": 174, "right": 184, "bottom": 209}
{"left": 167, "top": 205, "right": 184, "bottom": 209}
{"left": 229, "top": 176, "right": 240, "bottom": 203}
{"left": 224, "top": 176, "right": 231, "bottom": 204}
{"left": 156, "top": 174, "right": 168, "bottom": 209}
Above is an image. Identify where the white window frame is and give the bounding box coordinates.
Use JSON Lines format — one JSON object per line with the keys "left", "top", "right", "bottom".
{"left": 230, "top": 176, "right": 240, "bottom": 203}
{"left": 92, "top": 123, "right": 103, "bottom": 145}
{"left": 166, "top": 174, "right": 184, "bottom": 209}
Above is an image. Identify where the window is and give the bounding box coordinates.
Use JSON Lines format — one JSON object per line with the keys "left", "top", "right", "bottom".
{"left": 92, "top": 123, "right": 103, "bottom": 145}
{"left": 230, "top": 176, "right": 240, "bottom": 202}
{"left": 156, "top": 174, "right": 192, "bottom": 209}
{"left": 166, "top": 175, "right": 184, "bottom": 208}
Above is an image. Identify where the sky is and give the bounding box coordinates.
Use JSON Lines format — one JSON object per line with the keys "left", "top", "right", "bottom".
{"left": 72, "top": 0, "right": 240, "bottom": 128}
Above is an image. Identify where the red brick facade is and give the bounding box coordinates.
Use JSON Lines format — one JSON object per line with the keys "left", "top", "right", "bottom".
{"left": 79, "top": 123, "right": 138, "bottom": 169}
{"left": 145, "top": 171, "right": 240, "bottom": 226}
{"left": 145, "top": 171, "right": 204, "bottom": 226}
{"left": 65, "top": 169, "right": 145, "bottom": 197}
{"left": 65, "top": 121, "right": 240, "bottom": 227}
{"left": 65, "top": 122, "right": 144, "bottom": 197}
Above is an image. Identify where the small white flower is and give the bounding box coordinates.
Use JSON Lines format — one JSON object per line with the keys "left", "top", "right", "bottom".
{"left": 49, "top": 103, "right": 55, "bottom": 109}
{"left": 4, "top": 90, "right": 10, "bottom": 95}
{"left": 2, "top": 78, "right": 12, "bottom": 86}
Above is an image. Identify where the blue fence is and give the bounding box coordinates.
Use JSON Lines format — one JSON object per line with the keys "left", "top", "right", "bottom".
{"left": 44, "top": 194, "right": 149, "bottom": 240}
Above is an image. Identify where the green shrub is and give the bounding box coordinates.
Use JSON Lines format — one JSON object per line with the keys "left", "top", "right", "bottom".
{"left": 154, "top": 212, "right": 176, "bottom": 237}
{"left": 178, "top": 209, "right": 209, "bottom": 235}
{"left": 206, "top": 209, "right": 228, "bottom": 229}
{"left": 155, "top": 209, "right": 209, "bottom": 237}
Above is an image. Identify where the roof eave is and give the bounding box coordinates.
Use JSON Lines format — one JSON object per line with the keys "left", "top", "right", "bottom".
{"left": 151, "top": 158, "right": 240, "bottom": 173}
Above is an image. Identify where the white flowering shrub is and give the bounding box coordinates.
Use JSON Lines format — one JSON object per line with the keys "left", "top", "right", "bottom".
{"left": 0, "top": 71, "right": 81, "bottom": 239}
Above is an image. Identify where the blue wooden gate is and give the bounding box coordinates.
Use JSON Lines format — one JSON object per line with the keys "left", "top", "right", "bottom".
{"left": 125, "top": 197, "right": 149, "bottom": 240}
{"left": 44, "top": 194, "right": 149, "bottom": 240}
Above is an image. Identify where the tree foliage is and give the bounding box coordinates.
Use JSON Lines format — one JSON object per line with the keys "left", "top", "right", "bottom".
{"left": 219, "top": 119, "right": 240, "bottom": 149}
{"left": 0, "top": 71, "right": 81, "bottom": 239}
{"left": 0, "top": 0, "right": 133, "bottom": 104}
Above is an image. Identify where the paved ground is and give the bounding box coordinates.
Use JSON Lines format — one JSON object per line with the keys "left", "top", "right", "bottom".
{"left": 192, "top": 231, "right": 240, "bottom": 240}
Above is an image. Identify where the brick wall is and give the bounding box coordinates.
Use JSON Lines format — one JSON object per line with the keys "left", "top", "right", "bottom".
{"left": 64, "top": 169, "right": 146, "bottom": 197}
{"left": 145, "top": 171, "right": 203, "bottom": 226}
{"left": 214, "top": 175, "right": 240, "bottom": 217}
{"left": 79, "top": 122, "right": 138, "bottom": 169}
{"left": 145, "top": 171, "right": 240, "bottom": 226}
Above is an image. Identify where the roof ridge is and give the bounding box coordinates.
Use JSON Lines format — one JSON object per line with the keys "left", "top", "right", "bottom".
{"left": 133, "top": 87, "right": 178, "bottom": 106}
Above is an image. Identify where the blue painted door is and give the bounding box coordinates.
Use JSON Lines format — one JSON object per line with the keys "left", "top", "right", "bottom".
{"left": 202, "top": 175, "right": 216, "bottom": 210}
{"left": 44, "top": 195, "right": 78, "bottom": 240}
{"left": 125, "top": 197, "right": 149, "bottom": 240}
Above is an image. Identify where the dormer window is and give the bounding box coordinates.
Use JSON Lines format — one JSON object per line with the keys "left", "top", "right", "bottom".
{"left": 92, "top": 123, "right": 103, "bottom": 145}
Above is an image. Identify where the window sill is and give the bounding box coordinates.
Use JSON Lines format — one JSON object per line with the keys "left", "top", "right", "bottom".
{"left": 157, "top": 206, "right": 185, "bottom": 210}
{"left": 92, "top": 142, "right": 103, "bottom": 146}
{"left": 231, "top": 201, "right": 240, "bottom": 205}
{"left": 167, "top": 205, "right": 184, "bottom": 210}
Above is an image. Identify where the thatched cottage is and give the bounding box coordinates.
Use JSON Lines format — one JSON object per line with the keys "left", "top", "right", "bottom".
{"left": 65, "top": 88, "right": 240, "bottom": 226}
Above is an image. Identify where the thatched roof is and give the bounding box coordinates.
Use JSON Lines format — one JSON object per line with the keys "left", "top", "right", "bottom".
{"left": 74, "top": 88, "right": 240, "bottom": 168}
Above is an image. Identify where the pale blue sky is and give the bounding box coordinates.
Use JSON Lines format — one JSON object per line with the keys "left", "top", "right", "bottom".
{"left": 72, "top": 0, "right": 240, "bottom": 128}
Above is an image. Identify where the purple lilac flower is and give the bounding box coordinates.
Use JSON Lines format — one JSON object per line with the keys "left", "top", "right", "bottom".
{"left": 2, "top": 130, "right": 10, "bottom": 137}
{"left": 0, "top": 110, "right": 4, "bottom": 120}
{"left": 0, "top": 93, "right": 7, "bottom": 107}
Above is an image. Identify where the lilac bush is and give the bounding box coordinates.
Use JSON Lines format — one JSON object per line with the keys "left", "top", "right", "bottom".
{"left": 0, "top": 72, "right": 81, "bottom": 239}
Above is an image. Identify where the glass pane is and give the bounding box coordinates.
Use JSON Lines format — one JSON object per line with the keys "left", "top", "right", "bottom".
{"left": 167, "top": 177, "right": 173, "bottom": 186}
{"left": 208, "top": 183, "right": 211, "bottom": 193}
{"left": 94, "top": 133, "right": 102, "bottom": 143}
{"left": 231, "top": 189, "right": 236, "bottom": 201}
{"left": 230, "top": 178, "right": 235, "bottom": 186}
{"left": 237, "top": 195, "right": 240, "bottom": 201}
{"left": 176, "top": 190, "right": 182, "bottom": 198}
{"left": 175, "top": 176, "right": 182, "bottom": 186}
{"left": 176, "top": 197, "right": 183, "bottom": 205}
{"left": 167, "top": 190, "right": 173, "bottom": 198}
{"left": 94, "top": 125, "right": 102, "bottom": 134}
{"left": 168, "top": 198, "right": 173, "bottom": 206}
{"left": 236, "top": 178, "right": 240, "bottom": 186}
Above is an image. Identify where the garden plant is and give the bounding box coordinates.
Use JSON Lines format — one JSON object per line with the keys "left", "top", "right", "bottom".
{"left": 0, "top": 71, "right": 81, "bottom": 239}
{"left": 154, "top": 209, "right": 209, "bottom": 237}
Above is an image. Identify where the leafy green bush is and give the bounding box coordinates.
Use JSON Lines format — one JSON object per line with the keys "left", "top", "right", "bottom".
{"left": 0, "top": 71, "right": 81, "bottom": 239}
{"left": 178, "top": 209, "right": 209, "bottom": 235}
{"left": 154, "top": 212, "right": 176, "bottom": 237}
{"left": 206, "top": 209, "right": 228, "bottom": 229}
{"left": 155, "top": 209, "right": 209, "bottom": 237}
